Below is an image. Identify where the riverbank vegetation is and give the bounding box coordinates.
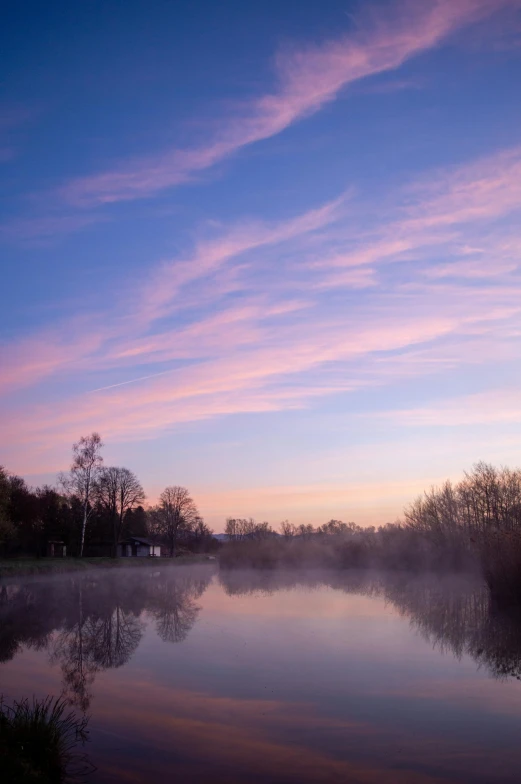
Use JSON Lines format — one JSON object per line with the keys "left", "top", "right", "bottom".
{"left": 0, "top": 695, "right": 92, "bottom": 783}
{"left": 0, "top": 432, "right": 217, "bottom": 561}
{"left": 220, "top": 463, "right": 521, "bottom": 605}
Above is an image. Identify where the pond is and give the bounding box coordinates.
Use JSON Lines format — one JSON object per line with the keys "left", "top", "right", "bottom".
{"left": 1, "top": 565, "right": 521, "bottom": 783}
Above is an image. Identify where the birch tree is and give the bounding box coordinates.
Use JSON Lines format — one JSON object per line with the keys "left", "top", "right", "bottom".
{"left": 60, "top": 433, "right": 103, "bottom": 557}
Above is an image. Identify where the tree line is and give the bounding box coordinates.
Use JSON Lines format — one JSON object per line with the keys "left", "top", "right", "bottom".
{"left": 221, "top": 462, "right": 521, "bottom": 604}
{"left": 3, "top": 444, "right": 521, "bottom": 603}
{"left": 0, "top": 432, "right": 216, "bottom": 558}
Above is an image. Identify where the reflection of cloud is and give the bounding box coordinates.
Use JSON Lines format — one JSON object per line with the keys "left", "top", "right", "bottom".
{"left": 94, "top": 682, "right": 438, "bottom": 784}
{"left": 93, "top": 653, "right": 521, "bottom": 784}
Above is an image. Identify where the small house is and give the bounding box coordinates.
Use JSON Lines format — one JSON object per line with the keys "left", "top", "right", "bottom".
{"left": 117, "top": 536, "right": 161, "bottom": 558}
{"left": 46, "top": 540, "right": 67, "bottom": 557}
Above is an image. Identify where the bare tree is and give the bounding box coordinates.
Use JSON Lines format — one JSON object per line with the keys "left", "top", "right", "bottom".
{"left": 59, "top": 433, "right": 103, "bottom": 557}
{"left": 280, "top": 520, "right": 296, "bottom": 539}
{"left": 190, "top": 516, "right": 214, "bottom": 551}
{"left": 225, "top": 517, "right": 274, "bottom": 541}
{"left": 156, "top": 486, "right": 199, "bottom": 557}
{"left": 95, "top": 467, "right": 145, "bottom": 557}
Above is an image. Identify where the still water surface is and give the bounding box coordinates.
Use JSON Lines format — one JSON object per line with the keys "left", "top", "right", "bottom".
{"left": 1, "top": 565, "right": 521, "bottom": 783}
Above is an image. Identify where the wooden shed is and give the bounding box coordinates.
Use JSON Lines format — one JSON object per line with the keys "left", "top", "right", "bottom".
{"left": 117, "top": 536, "right": 161, "bottom": 558}
{"left": 46, "top": 540, "right": 67, "bottom": 557}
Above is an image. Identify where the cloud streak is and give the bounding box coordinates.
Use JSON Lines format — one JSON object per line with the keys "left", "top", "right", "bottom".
{"left": 60, "top": 0, "right": 519, "bottom": 207}
{"left": 3, "top": 141, "right": 521, "bottom": 477}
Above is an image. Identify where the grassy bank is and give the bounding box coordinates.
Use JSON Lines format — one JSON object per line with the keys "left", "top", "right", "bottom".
{"left": 0, "top": 554, "right": 216, "bottom": 579}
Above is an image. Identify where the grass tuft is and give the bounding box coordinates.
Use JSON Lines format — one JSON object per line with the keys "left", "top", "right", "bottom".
{"left": 0, "top": 695, "right": 94, "bottom": 783}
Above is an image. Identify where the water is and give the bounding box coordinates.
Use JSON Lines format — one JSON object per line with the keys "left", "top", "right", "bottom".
{"left": 1, "top": 565, "right": 521, "bottom": 783}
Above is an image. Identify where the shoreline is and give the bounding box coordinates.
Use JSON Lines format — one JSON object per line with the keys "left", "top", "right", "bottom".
{"left": 0, "top": 555, "right": 217, "bottom": 579}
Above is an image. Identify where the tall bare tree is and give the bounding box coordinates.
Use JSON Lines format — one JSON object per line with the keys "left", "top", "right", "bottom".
{"left": 60, "top": 433, "right": 103, "bottom": 557}
{"left": 95, "top": 467, "right": 145, "bottom": 556}
{"left": 156, "top": 486, "right": 199, "bottom": 557}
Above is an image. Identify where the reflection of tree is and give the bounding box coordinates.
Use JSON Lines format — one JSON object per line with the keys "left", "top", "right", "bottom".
{"left": 149, "top": 572, "right": 210, "bottom": 643}
{"left": 0, "top": 567, "right": 213, "bottom": 708}
{"left": 83, "top": 607, "right": 144, "bottom": 668}
{"left": 51, "top": 579, "right": 144, "bottom": 710}
{"left": 0, "top": 582, "right": 61, "bottom": 663}
{"left": 219, "top": 569, "right": 521, "bottom": 681}
{"left": 52, "top": 626, "right": 98, "bottom": 713}
{"left": 382, "top": 575, "right": 521, "bottom": 681}
{"left": 51, "top": 581, "right": 99, "bottom": 712}
{"left": 51, "top": 606, "right": 145, "bottom": 710}
{"left": 218, "top": 568, "right": 372, "bottom": 598}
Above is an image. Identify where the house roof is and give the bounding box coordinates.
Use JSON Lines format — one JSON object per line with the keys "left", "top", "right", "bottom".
{"left": 121, "top": 536, "right": 157, "bottom": 546}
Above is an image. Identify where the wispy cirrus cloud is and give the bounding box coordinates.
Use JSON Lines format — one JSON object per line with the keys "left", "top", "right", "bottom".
{"left": 3, "top": 140, "right": 521, "bottom": 472}
{"left": 0, "top": 321, "right": 111, "bottom": 392}
{"left": 309, "top": 144, "right": 521, "bottom": 278}
{"left": 4, "top": 281, "right": 521, "bottom": 458}
{"left": 0, "top": 198, "right": 342, "bottom": 394}
{"left": 373, "top": 387, "right": 521, "bottom": 427}
{"left": 139, "top": 195, "right": 345, "bottom": 322}
{"left": 59, "top": 0, "right": 520, "bottom": 207}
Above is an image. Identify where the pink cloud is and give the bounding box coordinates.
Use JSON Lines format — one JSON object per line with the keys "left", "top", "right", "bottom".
{"left": 4, "top": 140, "right": 521, "bottom": 476}
{"left": 2, "top": 144, "right": 520, "bottom": 405}
{"left": 139, "top": 196, "right": 344, "bottom": 323}
{"left": 423, "top": 257, "right": 519, "bottom": 279}
{"left": 404, "top": 145, "right": 521, "bottom": 228}
{"left": 0, "top": 323, "right": 109, "bottom": 394}
{"left": 375, "top": 388, "right": 521, "bottom": 427}
{"left": 309, "top": 145, "right": 521, "bottom": 279}
{"left": 3, "top": 288, "right": 519, "bottom": 462}
{"left": 60, "top": 0, "right": 519, "bottom": 207}
{"left": 0, "top": 198, "right": 340, "bottom": 395}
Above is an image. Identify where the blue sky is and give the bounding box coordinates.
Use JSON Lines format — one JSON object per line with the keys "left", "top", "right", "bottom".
{"left": 2, "top": 0, "right": 521, "bottom": 528}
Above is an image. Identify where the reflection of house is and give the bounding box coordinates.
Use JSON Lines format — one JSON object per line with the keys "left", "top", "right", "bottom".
{"left": 46, "top": 540, "right": 67, "bottom": 557}
{"left": 117, "top": 537, "right": 161, "bottom": 557}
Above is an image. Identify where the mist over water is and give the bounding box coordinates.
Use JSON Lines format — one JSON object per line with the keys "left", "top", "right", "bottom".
{"left": 2, "top": 565, "right": 521, "bottom": 783}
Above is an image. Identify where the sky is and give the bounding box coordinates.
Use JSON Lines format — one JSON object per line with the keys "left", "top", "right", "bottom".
{"left": 1, "top": 0, "right": 521, "bottom": 530}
